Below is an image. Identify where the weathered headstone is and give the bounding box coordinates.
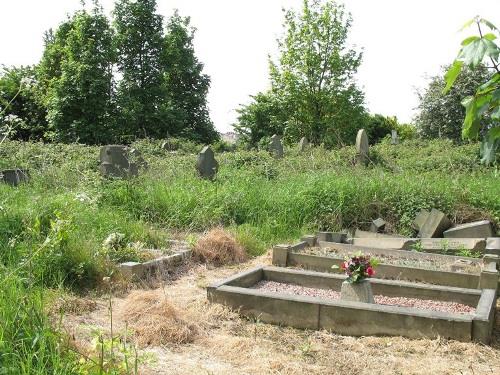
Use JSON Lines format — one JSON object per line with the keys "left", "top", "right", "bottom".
{"left": 341, "top": 280, "right": 374, "bottom": 303}
{"left": 161, "top": 139, "right": 178, "bottom": 151}
{"left": 391, "top": 130, "right": 399, "bottom": 145}
{"left": 298, "top": 137, "right": 309, "bottom": 152}
{"left": 196, "top": 146, "right": 219, "bottom": 180}
{"left": 418, "top": 208, "right": 452, "bottom": 238}
{"left": 412, "top": 209, "right": 430, "bottom": 231}
{"left": 99, "top": 145, "right": 140, "bottom": 178}
{"left": 355, "top": 129, "right": 369, "bottom": 164}
{"left": 443, "top": 220, "right": 493, "bottom": 239}
{"left": 369, "top": 218, "right": 386, "bottom": 233}
{"left": 269, "top": 134, "right": 284, "bottom": 158}
{"left": 1, "top": 168, "right": 30, "bottom": 186}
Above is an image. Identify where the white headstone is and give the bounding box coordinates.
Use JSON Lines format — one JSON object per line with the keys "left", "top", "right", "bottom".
{"left": 355, "top": 129, "right": 369, "bottom": 164}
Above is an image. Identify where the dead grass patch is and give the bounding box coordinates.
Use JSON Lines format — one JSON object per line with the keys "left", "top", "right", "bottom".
{"left": 193, "top": 228, "right": 247, "bottom": 266}
{"left": 119, "top": 290, "right": 197, "bottom": 346}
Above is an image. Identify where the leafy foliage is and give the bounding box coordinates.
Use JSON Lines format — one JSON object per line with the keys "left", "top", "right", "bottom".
{"left": 444, "top": 17, "right": 499, "bottom": 164}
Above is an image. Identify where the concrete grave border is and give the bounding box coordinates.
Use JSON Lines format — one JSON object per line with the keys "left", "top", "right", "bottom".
{"left": 208, "top": 266, "right": 497, "bottom": 343}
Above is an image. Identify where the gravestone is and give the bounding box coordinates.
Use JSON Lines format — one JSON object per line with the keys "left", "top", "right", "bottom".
{"left": 355, "top": 129, "right": 369, "bottom": 164}
{"left": 1, "top": 168, "right": 30, "bottom": 186}
{"left": 317, "top": 231, "right": 347, "bottom": 243}
{"left": 161, "top": 140, "right": 178, "bottom": 151}
{"left": 196, "top": 146, "right": 219, "bottom": 180}
{"left": 443, "top": 220, "right": 493, "bottom": 239}
{"left": 369, "top": 218, "right": 386, "bottom": 233}
{"left": 298, "top": 137, "right": 309, "bottom": 152}
{"left": 391, "top": 130, "right": 399, "bottom": 145}
{"left": 99, "top": 145, "right": 139, "bottom": 178}
{"left": 341, "top": 280, "right": 374, "bottom": 303}
{"left": 418, "top": 208, "right": 452, "bottom": 238}
{"left": 419, "top": 238, "right": 486, "bottom": 252}
{"left": 269, "top": 134, "right": 284, "bottom": 158}
{"left": 412, "top": 209, "right": 430, "bottom": 231}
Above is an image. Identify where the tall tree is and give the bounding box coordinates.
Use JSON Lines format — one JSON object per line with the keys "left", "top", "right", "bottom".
{"left": 38, "top": 3, "right": 115, "bottom": 143}
{"left": 162, "top": 11, "right": 218, "bottom": 143}
{"left": 114, "top": 0, "right": 165, "bottom": 139}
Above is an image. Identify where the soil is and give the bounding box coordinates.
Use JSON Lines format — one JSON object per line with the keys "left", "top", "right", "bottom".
{"left": 60, "top": 253, "right": 500, "bottom": 375}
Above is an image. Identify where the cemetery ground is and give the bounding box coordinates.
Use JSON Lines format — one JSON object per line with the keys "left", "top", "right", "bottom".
{"left": 1, "top": 138, "right": 500, "bottom": 373}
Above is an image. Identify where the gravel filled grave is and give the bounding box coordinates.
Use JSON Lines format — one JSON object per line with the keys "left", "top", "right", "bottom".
{"left": 301, "top": 247, "right": 481, "bottom": 274}
{"left": 251, "top": 281, "right": 476, "bottom": 314}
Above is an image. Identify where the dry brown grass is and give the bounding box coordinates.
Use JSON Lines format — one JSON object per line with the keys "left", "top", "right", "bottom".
{"left": 193, "top": 228, "right": 247, "bottom": 266}
{"left": 119, "top": 290, "right": 197, "bottom": 346}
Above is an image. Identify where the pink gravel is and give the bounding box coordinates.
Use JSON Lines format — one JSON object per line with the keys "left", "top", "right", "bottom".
{"left": 252, "top": 281, "right": 475, "bottom": 315}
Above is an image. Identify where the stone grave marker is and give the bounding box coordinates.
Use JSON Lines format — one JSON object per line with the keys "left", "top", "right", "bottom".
{"left": 196, "top": 145, "right": 219, "bottom": 180}
{"left": 341, "top": 280, "right": 374, "bottom": 303}
{"left": 369, "top": 218, "right": 386, "bottom": 233}
{"left": 418, "top": 208, "right": 452, "bottom": 238}
{"left": 298, "top": 137, "right": 309, "bottom": 152}
{"left": 352, "top": 237, "right": 416, "bottom": 250}
{"left": 419, "top": 238, "right": 486, "bottom": 252}
{"left": 443, "top": 220, "right": 493, "bottom": 239}
{"left": 355, "top": 129, "right": 369, "bottom": 164}
{"left": 412, "top": 209, "right": 430, "bottom": 231}
{"left": 1, "top": 168, "right": 30, "bottom": 186}
{"left": 99, "top": 145, "right": 140, "bottom": 178}
{"left": 161, "top": 139, "right": 178, "bottom": 151}
{"left": 317, "top": 231, "right": 347, "bottom": 243}
{"left": 391, "top": 130, "right": 399, "bottom": 145}
{"left": 486, "top": 237, "right": 500, "bottom": 256}
{"left": 269, "top": 134, "right": 284, "bottom": 158}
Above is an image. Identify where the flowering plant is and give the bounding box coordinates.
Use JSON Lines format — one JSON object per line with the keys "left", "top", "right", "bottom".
{"left": 334, "top": 253, "right": 379, "bottom": 284}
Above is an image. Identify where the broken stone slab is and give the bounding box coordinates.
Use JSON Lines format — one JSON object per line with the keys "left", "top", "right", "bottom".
{"left": 269, "top": 134, "right": 284, "bottom": 158}
{"left": 340, "top": 280, "right": 374, "bottom": 303}
{"left": 317, "top": 232, "right": 347, "bottom": 243}
{"left": 412, "top": 209, "right": 430, "bottom": 231}
{"left": 419, "top": 238, "right": 486, "bottom": 252}
{"left": 352, "top": 237, "right": 416, "bottom": 250}
{"left": 443, "top": 220, "right": 493, "bottom": 239}
{"left": 418, "top": 208, "right": 452, "bottom": 238}
{"left": 196, "top": 145, "right": 219, "bottom": 180}
{"left": 355, "top": 129, "right": 369, "bottom": 165}
{"left": 1, "top": 168, "right": 30, "bottom": 186}
{"left": 354, "top": 229, "right": 406, "bottom": 239}
{"left": 298, "top": 137, "right": 309, "bottom": 152}
{"left": 369, "top": 218, "right": 386, "bottom": 233}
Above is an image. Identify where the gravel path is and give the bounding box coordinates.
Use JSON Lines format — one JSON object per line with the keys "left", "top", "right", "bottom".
{"left": 252, "top": 281, "right": 475, "bottom": 315}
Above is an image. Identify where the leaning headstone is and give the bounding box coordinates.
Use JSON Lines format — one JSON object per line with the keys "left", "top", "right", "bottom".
{"left": 99, "top": 145, "right": 139, "bottom": 178}
{"left": 391, "top": 130, "right": 399, "bottom": 145}
{"left": 1, "top": 168, "right": 30, "bottom": 186}
{"left": 269, "top": 134, "right": 284, "bottom": 158}
{"left": 355, "top": 129, "right": 369, "bottom": 164}
{"left": 196, "top": 146, "right": 219, "bottom": 180}
{"left": 443, "top": 220, "right": 493, "bottom": 239}
{"left": 412, "top": 209, "right": 430, "bottom": 231}
{"left": 298, "top": 137, "right": 309, "bottom": 152}
{"left": 418, "top": 208, "right": 452, "bottom": 238}
{"left": 369, "top": 218, "right": 386, "bottom": 233}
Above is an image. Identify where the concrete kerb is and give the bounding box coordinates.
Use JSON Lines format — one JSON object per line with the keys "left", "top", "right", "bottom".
{"left": 208, "top": 266, "right": 492, "bottom": 342}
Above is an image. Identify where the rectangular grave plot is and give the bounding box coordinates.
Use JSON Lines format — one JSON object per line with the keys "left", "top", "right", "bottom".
{"left": 207, "top": 266, "right": 496, "bottom": 343}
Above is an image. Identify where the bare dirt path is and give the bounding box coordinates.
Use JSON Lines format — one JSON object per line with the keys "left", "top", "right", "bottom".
{"left": 60, "top": 253, "right": 500, "bottom": 375}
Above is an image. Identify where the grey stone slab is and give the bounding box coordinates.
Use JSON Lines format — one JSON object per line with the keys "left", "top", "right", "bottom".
{"left": 355, "top": 129, "right": 369, "bottom": 164}
{"left": 412, "top": 209, "right": 430, "bottom": 231}
{"left": 269, "top": 134, "right": 284, "bottom": 158}
{"left": 341, "top": 280, "right": 374, "bottom": 303}
{"left": 419, "top": 238, "right": 486, "bottom": 252}
{"left": 317, "top": 232, "right": 347, "bottom": 243}
{"left": 298, "top": 137, "right": 309, "bottom": 151}
{"left": 369, "top": 218, "right": 386, "bottom": 233}
{"left": 418, "top": 208, "right": 452, "bottom": 238}
{"left": 472, "top": 289, "right": 497, "bottom": 344}
{"left": 485, "top": 237, "right": 500, "bottom": 256}
{"left": 352, "top": 237, "right": 416, "bottom": 250}
{"left": 1, "top": 168, "right": 30, "bottom": 186}
{"left": 300, "top": 235, "right": 317, "bottom": 247}
{"left": 196, "top": 146, "right": 219, "bottom": 180}
{"left": 99, "top": 145, "right": 140, "bottom": 178}
{"left": 272, "top": 245, "right": 290, "bottom": 267}
{"left": 354, "top": 229, "right": 406, "bottom": 238}
{"left": 443, "top": 220, "right": 493, "bottom": 239}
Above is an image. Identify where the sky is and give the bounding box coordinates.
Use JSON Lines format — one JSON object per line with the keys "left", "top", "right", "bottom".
{"left": 0, "top": 0, "right": 499, "bottom": 132}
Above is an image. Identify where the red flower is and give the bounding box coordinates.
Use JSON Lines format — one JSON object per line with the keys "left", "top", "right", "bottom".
{"left": 366, "top": 266, "right": 374, "bottom": 276}
{"left": 341, "top": 261, "right": 348, "bottom": 270}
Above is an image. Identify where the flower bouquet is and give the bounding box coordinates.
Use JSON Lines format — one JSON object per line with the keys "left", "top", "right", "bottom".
{"left": 334, "top": 253, "right": 379, "bottom": 284}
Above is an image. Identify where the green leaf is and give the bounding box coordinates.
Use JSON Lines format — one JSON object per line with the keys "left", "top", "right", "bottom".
{"left": 461, "top": 36, "right": 479, "bottom": 46}
{"left": 459, "top": 17, "right": 478, "bottom": 31}
{"left": 480, "top": 127, "right": 500, "bottom": 165}
{"left": 479, "top": 18, "right": 499, "bottom": 33}
{"left": 483, "top": 33, "right": 497, "bottom": 41}
{"left": 460, "top": 39, "right": 488, "bottom": 67}
{"left": 443, "top": 60, "right": 463, "bottom": 94}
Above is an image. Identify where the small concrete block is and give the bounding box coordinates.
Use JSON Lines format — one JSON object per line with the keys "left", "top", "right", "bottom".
{"left": 483, "top": 254, "right": 499, "bottom": 268}
{"left": 369, "top": 218, "right": 386, "bottom": 233}
{"left": 340, "top": 280, "right": 374, "bottom": 303}
{"left": 272, "top": 245, "right": 290, "bottom": 267}
{"left": 444, "top": 220, "right": 493, "bottom": 239}
{"left": 486, "top": 238, "right": 500, "bottom": 256}
{"left": 412, "top": 209, "right": 430, "bottom": 231}
{"left": 317, "top": 232, "right": 347, "bottom": 243}
{"left": 479, "top": 269, "right": 499, "bottom": 290}
{"left": 300, "top": 235, "right": 317, "bottom": 247}
{"left": 119, "top": 262, "right": 144, "bottom": 279}
{"left": 418, "top": 208, "right": 452, "bottom": 238}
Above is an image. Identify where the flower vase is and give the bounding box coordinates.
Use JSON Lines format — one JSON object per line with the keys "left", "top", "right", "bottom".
{"left": 340, "top": 279, "right": 374, "bottom": 303}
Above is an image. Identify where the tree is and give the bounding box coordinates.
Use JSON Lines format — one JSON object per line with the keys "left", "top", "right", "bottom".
{"left": 444, "top": 17, "right": 499, "bottom": 164}
{"left": 114, "top": 0, "right": 165, "bottom": 139}
{"left": 162, "top": 11, "right": 218, "bottom": 143}
{"left": 38, "top": 3, "right": 115, "bottom": 144}
{"left": 415, "top": 65, "right": 490, "bottom": 142}
{"left": 0, "top": 66, "right": 47, "bottom": 140}
{"left": 251, "top": 0, "right": 366, "bottom": 147}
